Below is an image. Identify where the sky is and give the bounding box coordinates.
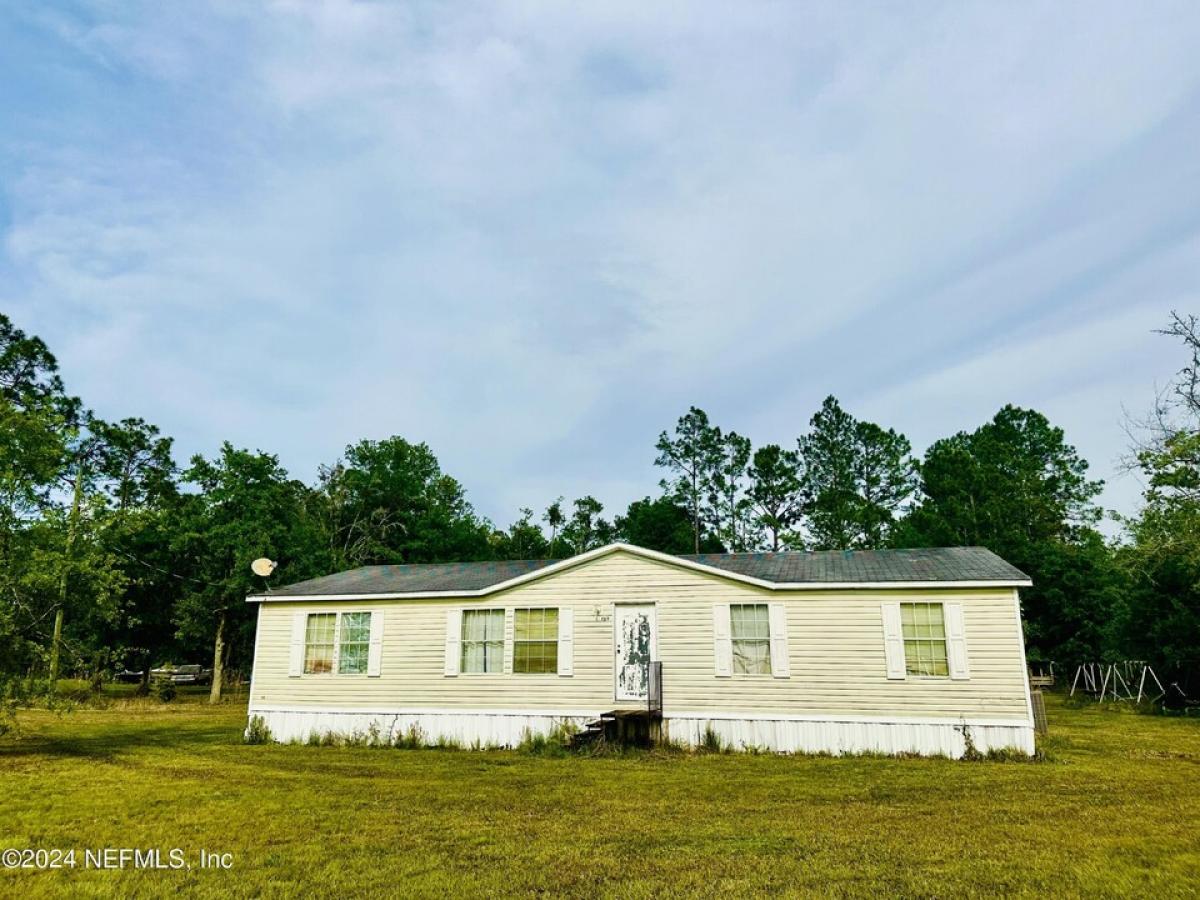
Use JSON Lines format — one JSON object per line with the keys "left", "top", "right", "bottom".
{"left": 2, "top": 1, "right": 1198, "bottom": 536}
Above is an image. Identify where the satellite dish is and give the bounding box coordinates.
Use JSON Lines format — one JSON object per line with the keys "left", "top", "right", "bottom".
{"left": 251, "top": 558, "right": 277, "bottom": 578}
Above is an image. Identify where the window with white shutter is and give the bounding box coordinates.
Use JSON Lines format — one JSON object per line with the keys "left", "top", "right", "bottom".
{"left": 768, "top": 603, "right": 790, "bottom": 678}
{"left": 460, "top": 610, "right": 504, "bottom": 674}
{"left": 337, "top": 611, "right": 371, "bottom": 674}
{"left": 944, "top": 603, "right": 970, "bottom": 680}
{"left": 288, "top": 611, "right": 306, "bottom": 677}
{"left": 900, "top": 602, "right": 950, "bottom": 677}
{"left": 303, "top": 613, "right": 336, "bottom": 674}
{"left": 513, "top": 608, "right": 559, "bottom": 674}
{"left": 557, "top": 608, "right": 574, "bottom": 676}
{"left": 367, "top": 610, "right": 384, "bottom": 677}
{"left": 444, "top": 608, "right": 462, "bottom": 676}
{"left": 881, "top": 602, "right": 906, "bottom": 680}
{"left": 291, "top": 610, "right": 377, "bottom": 676}
{"left": 712, "top": 604, "right": 732, "bottom": 677}
{"left": 730, "top": 604, "right": 772, "bottom": 675}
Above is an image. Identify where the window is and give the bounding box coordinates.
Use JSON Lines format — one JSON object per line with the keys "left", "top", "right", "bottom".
{"left": 303, "top": 611, "right": 372, "bottom": 675}
{"left": 730, "top": 604, "right": 771, "bottom": 675}
{"left": 900, "top": 602, "right": 949, "bottom": 677}
{"left": 513, "top": 608, "right": 558, "bottom": 674}
{"left": 338, "top": 611, "right": 372, "bottom": 675}
{"left": 303, "top": 613, "right": 336, "bottom": 674}
{"left": 461, "top": 610, "right": 504, "bottom": 674}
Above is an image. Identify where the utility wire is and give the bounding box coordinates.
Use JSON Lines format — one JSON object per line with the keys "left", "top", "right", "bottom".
{"left": 109, "top": 547, "right": 229, "bottom": 590}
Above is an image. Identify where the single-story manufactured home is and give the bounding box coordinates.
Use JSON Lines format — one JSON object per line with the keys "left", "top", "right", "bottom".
{"left": 245, "top": 542, "right": 1036, "bottom": 757}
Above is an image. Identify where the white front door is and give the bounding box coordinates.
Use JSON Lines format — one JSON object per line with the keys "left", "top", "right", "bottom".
{"left": 614, "top": 604, "right": 656, "bottom": 703}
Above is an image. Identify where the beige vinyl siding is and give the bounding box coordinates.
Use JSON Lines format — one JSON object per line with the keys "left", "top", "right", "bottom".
{"left": 250, "top": 550, "right": 1031, "bottom": 722}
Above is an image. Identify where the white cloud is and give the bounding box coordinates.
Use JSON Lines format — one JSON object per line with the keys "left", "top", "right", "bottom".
{"left": 2, "top": 0, "right": 1199, "bottom": 530}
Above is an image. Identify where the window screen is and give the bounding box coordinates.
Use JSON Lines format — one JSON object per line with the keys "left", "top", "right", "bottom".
{"left": 338, "top": 611, "right": 371, "bottom": 675}
{"left": 513, "top": 608, "right": 559, "bottom": 674}
{"left": 461, "top": 610, "right": 505, "bottom": 674}
{"left": 304, "top": 613, "right": 336, "bottom": 674}
{"left": 730, "top": 604, "right": 772, "bottom": 675}
{"left": 900, "top": 602, "right": 949, "bottom": 677}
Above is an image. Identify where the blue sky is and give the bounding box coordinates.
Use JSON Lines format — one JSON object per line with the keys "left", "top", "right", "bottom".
{"left": 2, "top": 2, "right": 1198, "bottom": 533}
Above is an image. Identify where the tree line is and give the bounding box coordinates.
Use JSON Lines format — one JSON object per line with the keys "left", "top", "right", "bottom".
{"left": 1, "top": 310, "right": 1197, "bottom": 711}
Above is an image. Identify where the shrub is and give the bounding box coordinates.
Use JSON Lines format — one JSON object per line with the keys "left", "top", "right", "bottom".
{"left": 393, "top": 724, "right": 426, "bottom": 749}
{"left": 955, "top": 722, "right": 982, "bottom": 761}
{"left": 984, "top": 747, "right": 1036, "bottom": 762}
{"left": 150, "top": 677, "right": 176, "bottom": 703}
{"left": 244, "top": 715, "right": 273, "bottom": 745}
{"left": 517, "top": 722, "right": 581, "bottom": 756}
{"left": 699, "top": 724, "right": 725, "bottom": 754}
{"left": 651, "top": 735, "right": 688, "bottom": 755}
{"left": 518, "top": 728, "right": 559, "bottom": 757}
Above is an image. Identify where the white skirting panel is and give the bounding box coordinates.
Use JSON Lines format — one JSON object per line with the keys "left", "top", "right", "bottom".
{"left": 664, "top": 716, "right": 1034, "bottom": 758}
{"left": 252, "top": 707, "right": 593, "bottom": 747}
{"left": 250, "top": 707, "right": 1034, "bottom": 757}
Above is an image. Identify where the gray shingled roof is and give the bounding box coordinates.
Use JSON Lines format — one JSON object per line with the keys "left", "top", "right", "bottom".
{"left": 261, "top": 545, "right": 1028, "bottom": 597}
{"left": 266, "top": 559, "right": 559, "bottom": 596}
{"left": 681, "top": 547, "right": 1029, "bottom": 584}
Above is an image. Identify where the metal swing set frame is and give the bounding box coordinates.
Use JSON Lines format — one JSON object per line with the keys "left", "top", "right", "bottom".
{"left": 1069, "top": 661, "right": 1167, "bottom": 704}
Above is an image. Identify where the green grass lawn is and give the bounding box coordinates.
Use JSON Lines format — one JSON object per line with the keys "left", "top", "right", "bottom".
{"left": 2, "top": 693, "right": 1198, "bottom": 898}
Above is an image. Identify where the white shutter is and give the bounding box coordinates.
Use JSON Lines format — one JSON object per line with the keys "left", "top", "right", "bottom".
{"left": 504, "top": 609, "right": 514, "bottom": 674}
{"left": 367, "top": 610, "right": 384, "bottom": 677}
{"left": 557, "top": 608, "right": 574, "bottom": 676}
{"left": 332, "top": 613, "right": 342, "bottom": 674}
{"left": 768, "top": 603, "right": 790, "bottom": 678}
{"left": 444, "top": 609, "right": 461, "bottom": 677}
{"left": 945, "top": 603, "right": 970, "bottom": 680}
{"left": 881, "top": 602, "right": 906, "bottom": 680}
{"left": 712, "top": 604, "right": 732, "bottom": 677}
{"left": 289, "top": 611, "right": 306, "bottom": 677}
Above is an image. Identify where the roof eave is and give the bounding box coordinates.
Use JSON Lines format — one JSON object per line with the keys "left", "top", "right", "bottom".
{"left": 246, "top": 542, "right": 1032, "bottom": 603}
{"left": 246, "top": 542, "right": 758, "bottom": 607}
{"left": 246, "top": 544, "right": 1033, "bottom": 603}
